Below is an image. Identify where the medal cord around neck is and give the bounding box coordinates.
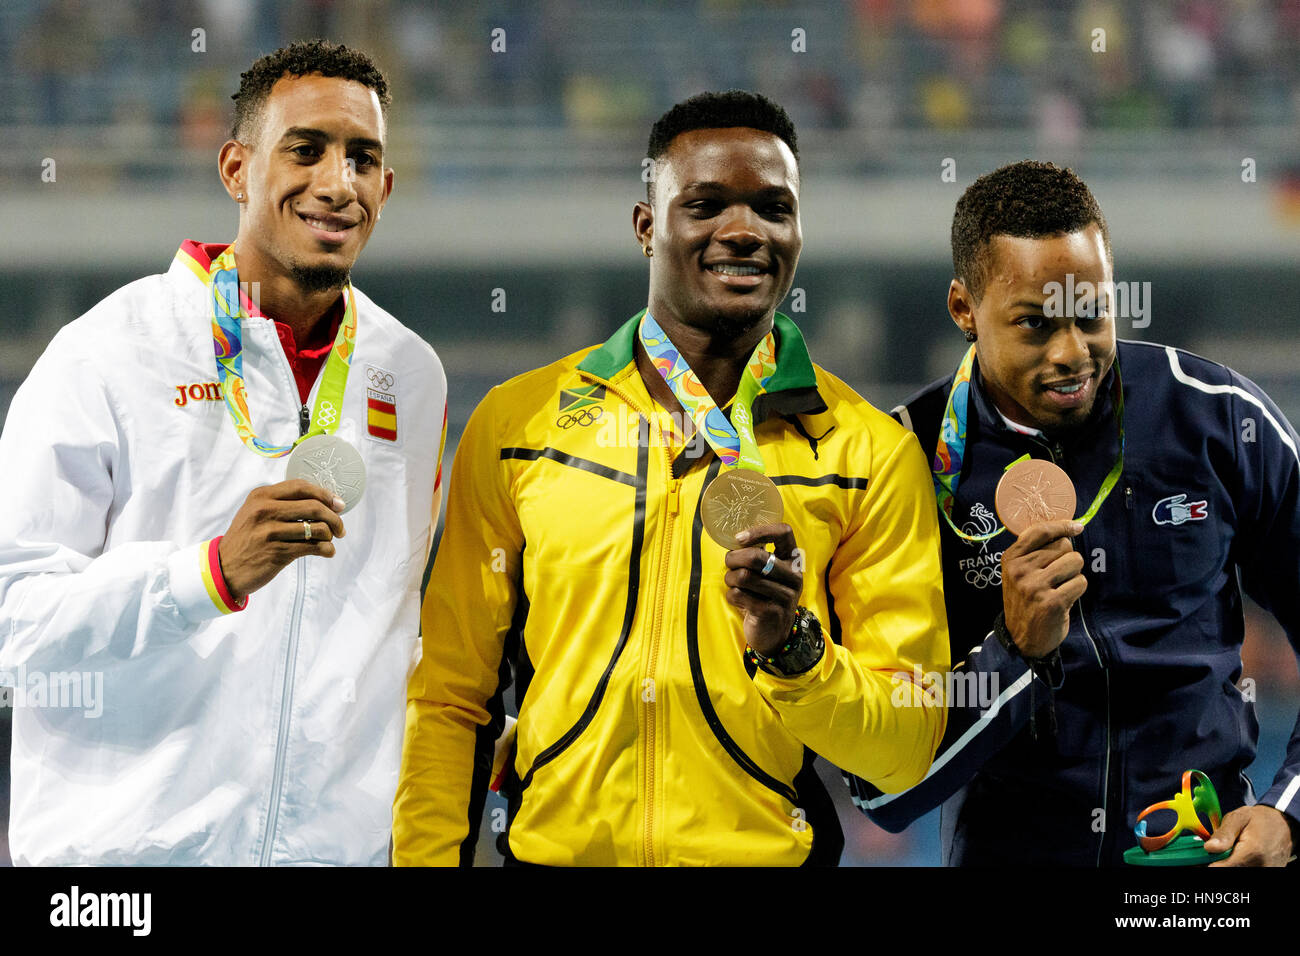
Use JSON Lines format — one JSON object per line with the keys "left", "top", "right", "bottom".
{"left": 932, "top": 344, "right": 1125, "bottom": 542}
{"left": 637, "top": 310, "right": 778, "bottom": 472}
{"left": 208, "top": 244, "right": 357, "bottom": 458}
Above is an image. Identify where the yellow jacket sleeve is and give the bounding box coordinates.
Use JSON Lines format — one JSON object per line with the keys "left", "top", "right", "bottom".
{"left": 752, "top": 427, "right": 950, "bottom": 792}
{"left": 392, "top": 391, "right": 524, "bottom": 865}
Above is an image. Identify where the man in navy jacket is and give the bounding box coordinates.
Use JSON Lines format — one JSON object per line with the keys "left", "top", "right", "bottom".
{"left": 850, "top": 161, "right": 1300, "bottom": 866}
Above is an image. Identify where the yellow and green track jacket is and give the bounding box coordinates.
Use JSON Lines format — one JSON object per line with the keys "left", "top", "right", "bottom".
{"left": 393, "top": 312, "right": 948, "bottom": 866}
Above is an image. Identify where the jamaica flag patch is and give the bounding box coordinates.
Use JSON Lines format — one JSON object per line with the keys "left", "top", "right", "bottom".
{"left": 558, "top": 382, "right": 605, "bottom": 413}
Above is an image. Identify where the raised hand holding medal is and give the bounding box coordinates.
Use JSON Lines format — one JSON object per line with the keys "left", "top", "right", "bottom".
{"left": 205, "top": 244, "right": 364, "bottom": 599}
{"left": 930, "top": 345, "right": 1126, "bottom": 657}
{"left": 992, "top": 452, "right": 1088, "bottom": 662}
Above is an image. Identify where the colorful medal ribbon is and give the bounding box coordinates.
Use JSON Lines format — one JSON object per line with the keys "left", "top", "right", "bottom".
{"left": 207, "top": 244, "right": 356, "bottom": 458}
{"left": 637, "top": 311, "right": 777, "bottom": 470}
{"left": 933, "top": 344, "right": 1125, "bottom": 542}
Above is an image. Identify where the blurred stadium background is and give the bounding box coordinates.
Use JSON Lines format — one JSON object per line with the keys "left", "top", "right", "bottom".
{"left": 2, "top": 0, "right": 1299, "bottom": 866}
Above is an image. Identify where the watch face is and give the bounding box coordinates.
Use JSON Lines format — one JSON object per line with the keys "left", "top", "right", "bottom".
{"left": 770, "top": 610, "right": 823, "bottom": 676}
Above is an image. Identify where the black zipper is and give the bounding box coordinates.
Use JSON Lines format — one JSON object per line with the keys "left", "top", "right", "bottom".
{"left": 1087, "top": 602, "right": 1121, "bottom": 866}
{"left": 1041, "top": 439, "right": 1120, "bottom": 865}
{"left": 1076, "top": 521, "right": 1119, "bottom": 867}
{"left": 298, "top": 404, "right": 310, "bottom": 437}
{"left": 685, "top": 459, "right": 799, "bottom": 804}
{"left": 1024, "top": 434, "right": 1066, "bottom": 465}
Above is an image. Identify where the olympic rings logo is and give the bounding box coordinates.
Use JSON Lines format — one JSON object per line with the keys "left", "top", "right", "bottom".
{"left": 556, "top": 407, "right": 604, "bottom": 429}
{"left": 316, "top": 401, "right": 339, "bottom": 427}
{"left": 367, "top": 369, "right": 395, "bottom": 390}
{"left": 964, "top": 565, "right": 1002, "bottom": 589}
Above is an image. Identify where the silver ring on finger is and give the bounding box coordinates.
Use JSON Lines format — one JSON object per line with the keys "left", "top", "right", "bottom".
{"left": 302, "top": 520, "right": 313, "bottom": 541}
{"left": 760, "top": 552, "right": 777, "bottom": 577}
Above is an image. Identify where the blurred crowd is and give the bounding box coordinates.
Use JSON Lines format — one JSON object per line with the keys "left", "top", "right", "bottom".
{"left": 2, "top": 0, "right": 1299, "bottom": 162}
{"left": 2, "top": 0, "right": 1299, "bottom": 869}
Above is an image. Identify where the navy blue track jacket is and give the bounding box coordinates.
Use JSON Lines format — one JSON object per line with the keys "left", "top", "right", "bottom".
{"left": 847, "top": 339, "right": 1300, "bottom": 865}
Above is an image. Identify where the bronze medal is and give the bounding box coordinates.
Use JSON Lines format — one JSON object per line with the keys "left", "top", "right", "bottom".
{"left": 995, "top": 458, "right": 1076, "bottom": 536}
{"left": 701, "top": 468, "right": 784, "bottom": 549}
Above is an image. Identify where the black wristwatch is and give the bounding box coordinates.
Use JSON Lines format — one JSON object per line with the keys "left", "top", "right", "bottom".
{"left": 746, "top": 606, "right": 825, "bottom": 677}
{"left": 992, "top": 611, "right": 1021, "bottom": 658}
{"left": 994, "top": 610, "right": 1064, "bottom": 691}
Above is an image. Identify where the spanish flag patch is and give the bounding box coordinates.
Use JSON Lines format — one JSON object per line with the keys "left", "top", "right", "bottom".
{"left": 367, "top": 388, "right": 397, "bottom": 441}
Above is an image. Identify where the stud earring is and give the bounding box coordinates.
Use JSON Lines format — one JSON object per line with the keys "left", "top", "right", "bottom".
{"left": 963, "top": 329, "right": 976, "bottom": 342}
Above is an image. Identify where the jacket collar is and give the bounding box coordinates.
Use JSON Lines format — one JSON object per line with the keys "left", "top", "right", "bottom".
{"left": 577, "top": 309, "right": 826, "bottom": 421}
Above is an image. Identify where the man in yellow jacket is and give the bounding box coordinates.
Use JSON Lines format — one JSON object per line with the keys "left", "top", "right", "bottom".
{"left": 393, "top": 91, "right": 949, "bottom": 866}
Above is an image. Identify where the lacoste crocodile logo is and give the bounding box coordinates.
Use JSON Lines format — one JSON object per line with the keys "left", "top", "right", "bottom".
{"left": 1152, "top": 493, "right": 1208, "bottom": 526}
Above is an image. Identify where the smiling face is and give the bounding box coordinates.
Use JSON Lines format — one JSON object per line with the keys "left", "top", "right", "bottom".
{"left": 949, "top": 224, "right": 1117, "bottom": 434}
{"left": 635, "top": 127, "right": 801, "bottom": 341}
{"left": 223, "top": 73, "right": 393, "bottom": 295}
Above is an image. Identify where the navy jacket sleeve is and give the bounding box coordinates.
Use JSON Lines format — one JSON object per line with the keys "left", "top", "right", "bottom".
{"left": 1229, "top": 369, "right": 1300, "bottom": 825}
{"left": 846, "top": 393, "right": 1062, "bottom": 832}
{"left": 845, "top": 625, "right": 1053, "bottom": 832}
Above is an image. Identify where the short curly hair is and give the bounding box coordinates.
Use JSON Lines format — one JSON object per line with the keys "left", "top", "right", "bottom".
{"left": 231, "top": 39, "right": 391, "bottom": 143}
{"left": 952, "top": 161, "right": 1111, "bottom": 302}
{"left": 645, "top": 90, "right": 798, "bottom": 198}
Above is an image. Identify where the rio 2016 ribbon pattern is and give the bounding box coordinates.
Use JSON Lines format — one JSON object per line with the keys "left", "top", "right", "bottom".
{"left": 637, "top": 309, "right": 776, "bottom": 471}
{"left": 207, "top": 243, "right": 356, "bottom": 457}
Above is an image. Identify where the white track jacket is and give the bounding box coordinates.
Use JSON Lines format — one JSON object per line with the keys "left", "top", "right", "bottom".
{"left": 0, "top": 241, "right": 447, "bottom": 865}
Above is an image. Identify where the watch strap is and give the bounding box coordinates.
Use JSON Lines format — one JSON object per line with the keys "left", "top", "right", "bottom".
{"left": 746, "top": 606, "right": 825, "bottom": 677}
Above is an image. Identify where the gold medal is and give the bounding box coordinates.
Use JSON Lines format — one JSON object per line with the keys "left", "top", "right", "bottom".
{"left": 701, "top": 468, "right": 784, "bottom": 549}
{"left": 994, "top": 459, "right": 1076, "bottom": 536}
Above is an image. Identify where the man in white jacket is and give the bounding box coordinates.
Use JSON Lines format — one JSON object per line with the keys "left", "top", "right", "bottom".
{"left": 0, "top": 40, "right": 447, "bottom": 865}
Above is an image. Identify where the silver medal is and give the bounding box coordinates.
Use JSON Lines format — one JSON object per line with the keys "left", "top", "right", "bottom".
{"left": 285, "top": 434, "right": 366, "bottom": 514}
